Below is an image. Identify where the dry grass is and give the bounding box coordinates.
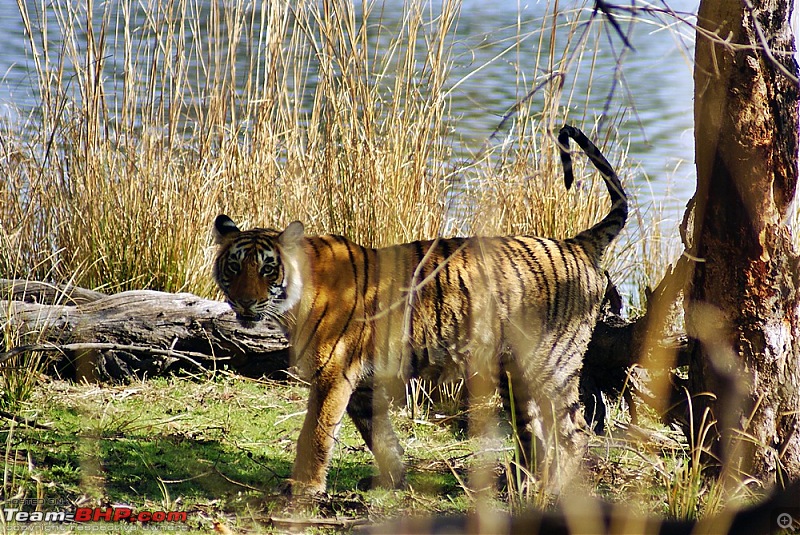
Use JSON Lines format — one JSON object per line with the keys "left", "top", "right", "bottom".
{"left": 2, "top": 0, "right": 459, "bottom": 294}
{"left": 0, "top": 0, "right": 664, "bottom": 300}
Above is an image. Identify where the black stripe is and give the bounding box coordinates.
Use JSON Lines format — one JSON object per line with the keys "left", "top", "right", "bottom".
{"left": 564, "top": 400, "right": 583, "bottom": 420}
{"left": 537, "top": 239, "right": 560, "bottom": 324}
{"left": 412, "top": 241, "right": 426, "bottom": 269}
{"left": 361, "top": 245, "right": 371, "bottom": 306}
{"left": 512, "top": 238, "right": 551, "bottom": 319}
{"left": 444, "top": 239, "right": 467, "bottom": 339}
{"left": 559, "top": 243, "right": 580, "bottom": 323}
{"left": 487, "top": 247, "right": 510, "bottom": 320}
{"left": 438, "top": 238, "right": 454, "bottom": 260}
{"left": 296, "top": 302, "right": 328, "bottom": 366}
{"left": 457, "top": 270, "right": 470, "bottom": 319}
{"left": 360, "top": 247, "right": 374, "bottom": 368}
{"left": 433, "top": 240, "right": 453, "bottom": 340}
{"left": 340, "top": 240, "right": 365, "bottom": 371}
{"left": 538, "top": 321, "right": 580, "bottom": 387}
{"left": 574, "top": 263, "right": 590, "bottom": 318}
{"left": 409, "top": 242, "right": 428, "bottom": 345}
{"left": 318, "top": 235, "right": 337, "bottom": 255}
{"left": 306, "top": 238, "right": 323, "bottom": 266}
{"left": 497, "top": 241, "right": 526, "bottom": 321}
{"left": 499, "top": 240, "right": 525, "bottom": 288}
{"left": 293, "top": 260, "right": 324, "bottom": 357}
{"left": 555, "top": 367, "right": 583, "bottom": 395}
{"left": 312, "top": 239, "right": 362, "bottom": 377}
{"left": 558, "top": 242, "right": 576, "bottom": 320}
{"left": 340, "top": 238, "right": 360, "bottom": 299}
{"left": 342, "top": 369, "right": 355, "bottom": 390}
{"left": 553, "top": 326, "right": 584, "bottom": 371}
{"left": 561, "top": 427, "right": 582, "bottom": 444}
{"left": 434, "top": 263, "right": 444, "bottom": 342}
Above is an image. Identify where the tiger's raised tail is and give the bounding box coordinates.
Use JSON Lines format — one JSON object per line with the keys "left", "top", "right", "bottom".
{"left": 557, "top": 125, "right": 628, "bottom": 255}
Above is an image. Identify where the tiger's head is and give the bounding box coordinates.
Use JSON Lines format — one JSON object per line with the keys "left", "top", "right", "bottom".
{"left": 213, "top": 214, "right": 305, "bottom": 323}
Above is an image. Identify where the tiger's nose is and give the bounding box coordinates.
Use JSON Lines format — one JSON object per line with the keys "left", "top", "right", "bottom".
{"left": 235, "top": 311, "right": 262, "bottom": 322}
{"left": 230, "top": 300, "right": 259, "bottom": 320}
{"left": 236, "top": 312, "right": 262, "bottom": 322}
{"left": 235, "top": 298, "right": 256, "bottom": 308}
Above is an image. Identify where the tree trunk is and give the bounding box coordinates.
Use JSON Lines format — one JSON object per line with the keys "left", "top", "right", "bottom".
{"left": 689, "top": 0, "right": 800, "bottom": 481}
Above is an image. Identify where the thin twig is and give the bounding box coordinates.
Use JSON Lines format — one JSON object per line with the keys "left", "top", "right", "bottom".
{"left": 594, "top": 1, "right": 635, "bottom": 51}
{"left": 0, "top": 343, "right": 229, "bottom": 369}
{"left": 0, "top": 410, "right": 54, "bottom": 430}
{"left": 211, "top": 465, "right": 267, "bottom": 493}
{"left": 486, "top": 71, "right": 565, "bottom": 146}
{"left": 268, "top": 516, "right": 370, "bottom": 530}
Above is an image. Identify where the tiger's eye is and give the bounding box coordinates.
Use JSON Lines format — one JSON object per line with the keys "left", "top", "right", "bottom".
{"left": 260, "top": 263, "right": 277, "bottom": 277}
{"left": 225, "top": 261, "right": 241, "bottom": 276}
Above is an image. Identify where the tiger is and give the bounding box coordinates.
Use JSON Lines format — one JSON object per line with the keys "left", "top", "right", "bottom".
{"left": 212, "top": 125, "right": 628, "bottom": 495}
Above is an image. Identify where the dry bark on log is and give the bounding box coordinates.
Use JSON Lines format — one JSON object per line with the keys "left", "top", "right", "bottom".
{"left": 0, "top": 280, "right": 289, "bottom": 382}
{"left": 0, "top": 279, "right": 107, "bottom": 305}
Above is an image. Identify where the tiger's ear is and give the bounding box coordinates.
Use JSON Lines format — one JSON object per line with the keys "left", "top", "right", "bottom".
{"left": 280, "top": 220, "right": 305, "bottom": 249}
{"left": 214, "top": 214, "right": 241, "bottom": 244}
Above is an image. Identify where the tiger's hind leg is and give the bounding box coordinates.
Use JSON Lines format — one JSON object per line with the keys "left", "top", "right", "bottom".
{"left": 498, "top": 362, "right": 540, "bottom": 470}
{"left": 499, "top": 359, "right": 548, "bottom": 485}
{"left": 539, "top": 370, "right": 589, "bottom": 492}
{"left": 347, "top": 377, "right": 406, "bottom": 490}
{"left": 550, "top": 368, "right": 590, "bottom": 488}
{"left": 501, "top": 356, "right": 588, "bottom": 493}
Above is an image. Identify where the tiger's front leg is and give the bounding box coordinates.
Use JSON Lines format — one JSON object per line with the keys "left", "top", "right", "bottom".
{"left": 347, "top": 378, "right": 405, "bottom": 490}
{"left": 291, "top": 380, "right": 353, "bottom": 495}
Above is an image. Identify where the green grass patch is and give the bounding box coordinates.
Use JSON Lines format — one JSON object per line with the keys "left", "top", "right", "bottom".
{"left": 1, "top": 375, "right": 484, "bottom": 532}
{"left": 0, "top": 371, "right": 758, "bottom": 533}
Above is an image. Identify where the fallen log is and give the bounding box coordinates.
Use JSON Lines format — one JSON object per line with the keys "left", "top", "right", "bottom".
{"left": 0, "top": 280, "right": 289, "bottom": 382}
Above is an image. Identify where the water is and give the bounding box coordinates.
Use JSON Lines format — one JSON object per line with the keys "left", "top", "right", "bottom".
{"left": 0, "top": 0, "right": 698, "bottom": 243}
{"left": 444, "top": 0, "right": 699, "bottom": 238}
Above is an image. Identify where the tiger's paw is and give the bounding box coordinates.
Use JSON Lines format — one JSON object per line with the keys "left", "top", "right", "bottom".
{"left": 286, "top": 478, "right": 328, "bottom": 498}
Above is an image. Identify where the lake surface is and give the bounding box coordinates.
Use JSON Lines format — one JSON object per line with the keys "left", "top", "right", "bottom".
{"left": 0, "top": 0, "right": 699, "bottom": 243}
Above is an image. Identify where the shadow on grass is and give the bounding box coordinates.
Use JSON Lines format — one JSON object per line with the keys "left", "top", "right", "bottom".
{"left": 12, "top": 423, "right": 378, "bottom": 509}
{"left": 99, "top": 434, "right": 291, "bottom": 501}
{"left": 5, "top": 379, "right": 466, "bottom": 527}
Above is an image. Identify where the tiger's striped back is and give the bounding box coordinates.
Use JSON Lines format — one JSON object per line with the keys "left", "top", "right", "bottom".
{"left": 212, "top": 125, "right": 627, "bottom": 495}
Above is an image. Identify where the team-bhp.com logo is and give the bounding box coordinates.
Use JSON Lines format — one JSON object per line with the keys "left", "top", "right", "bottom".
{"left": 5, "top": 505, "right": 188, "bottom": 525}
{"left": 74, "top": 507, "right": 188, "bottom": 523}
